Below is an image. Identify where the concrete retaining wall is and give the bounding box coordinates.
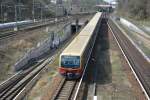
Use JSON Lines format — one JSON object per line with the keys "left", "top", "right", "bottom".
{"left": 120, "top": 18, "right": 144, "bottom": 34}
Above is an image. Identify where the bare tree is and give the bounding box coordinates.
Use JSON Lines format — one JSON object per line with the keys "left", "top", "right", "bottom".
{"left": 118, "top": 0, "right": 148, "bottom": 19}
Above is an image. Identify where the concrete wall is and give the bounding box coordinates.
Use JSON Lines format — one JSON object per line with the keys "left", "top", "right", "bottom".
{"left": 120, "top": 18, "right": 144, "bottom": 34}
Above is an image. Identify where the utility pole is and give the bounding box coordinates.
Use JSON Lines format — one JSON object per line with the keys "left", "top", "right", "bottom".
{"left": 96, "top": 0, "right": 99, "bottom": 5}
{"left": 32, "top": 0, "right": 35, "bottom": 22}
{"left": 55, "top": 3, "right": 58, "bottom": 31}
{"left": 18, "top": 0, "right": 21, "bottom": 21}
{"left": 41, "top": 4, "right": 43, "bottom": 21}
{"left": 15, "top": 5, "right": 18, "bottom": 31}
{"left": 0, "top": 0, "right": 3, "bottom": 23}
{"left": 0, "top": 2, "right": 7, "bottom": 23}
{"left": 1, "top": 3, "right": 3, "bottom": 23}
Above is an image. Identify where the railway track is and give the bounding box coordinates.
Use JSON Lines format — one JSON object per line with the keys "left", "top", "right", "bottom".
{"left": 52, "top": 78, "right": 78, "bottom": 100}
{"left": 0, "top": 61, "right": 42, "bottom": 93}
{"left": 51, "top": 13, "right": 150, "bottom": 100}
{"left": 0, "top": 23, "right": 81, "bottom": 99}
{"left": 0, "top": 13, "right": 94, "bottom": 99}
{"left": 0, "top": 12, "right": 95, "bottom": 40}
{"left": 0, "top": 13, "right": 92, "bottom": 40}
{"left": 0, "top": 16, "right": 72, "bottom": 40}
{"left": 51, "top": 15, "right": 102, "bottom": 100}
{"left": 51, "top": 13, "right": 149, "bottom": 100}
{"left": 108, "top": 18, "right": 150, "bottom": 100}
{"left": 0, "top": 56, "right": 55, "bottom": 100}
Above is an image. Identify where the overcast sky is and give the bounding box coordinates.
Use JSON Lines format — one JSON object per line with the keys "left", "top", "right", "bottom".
{"left": 104, "top": 0, "right": 115, "bottom": 3}
{"left": 51, "top": 0, "right": 116, "bottom": 4}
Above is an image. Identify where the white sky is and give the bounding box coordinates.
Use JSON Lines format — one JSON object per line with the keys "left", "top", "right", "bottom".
{"left": 51, "top": 0, "right": 116, "bottom": 4}
{"left": 104, "top": 0, "right": 115, "bottom": 3}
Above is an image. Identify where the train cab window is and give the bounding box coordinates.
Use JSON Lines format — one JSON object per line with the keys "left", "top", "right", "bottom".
{"left": 61, "top": 56, "right": 80, "bottom": 68}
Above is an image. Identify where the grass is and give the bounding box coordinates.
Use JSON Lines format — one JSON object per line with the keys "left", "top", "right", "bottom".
{"left": 138, "top": 42, "right": 150, "bottom": 57}
{"left": 108, "top": 40, "right": 136, "bottom": 99}
{"left": 132, "top": 18, "right": 150, "bottom": 27}
{"left": 111, "top": 51, "right": 127, "bottom": 84}
{"left": 49, "top": 56, "right": 59, "bottom": 67}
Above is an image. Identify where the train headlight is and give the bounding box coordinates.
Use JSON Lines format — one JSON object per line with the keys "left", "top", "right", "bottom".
{"left": 59, "top": 69, "right": 66, "bottom": 74}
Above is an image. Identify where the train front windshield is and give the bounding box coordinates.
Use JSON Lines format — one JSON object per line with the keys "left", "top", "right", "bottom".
{"left": 61, "top": 56, "right": 80, "bottom": 68}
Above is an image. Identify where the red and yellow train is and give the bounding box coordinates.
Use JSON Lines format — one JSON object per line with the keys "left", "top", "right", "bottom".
{"left": 59, "top": 12, "right": 103, "bottom": 79}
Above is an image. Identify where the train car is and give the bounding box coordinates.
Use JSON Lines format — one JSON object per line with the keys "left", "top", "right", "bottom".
{"left": 59, "top": 12, "right": 102, "bottom": 79}
{"left": 0, "top": 22, "right": 16, "bottom": 29}
{"left": 0, "top": 20, "right": 33, "bottom": 30}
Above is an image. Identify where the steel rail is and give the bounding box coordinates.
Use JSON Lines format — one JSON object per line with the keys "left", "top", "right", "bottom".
{"left": 108, "top": 21, "right": 150, "bottom": 100}
{"left": 0, "top": 56, "right": 54, "bottom": 100}
{"left": 51, "top": 78, "right": 77, "bottom": 100}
